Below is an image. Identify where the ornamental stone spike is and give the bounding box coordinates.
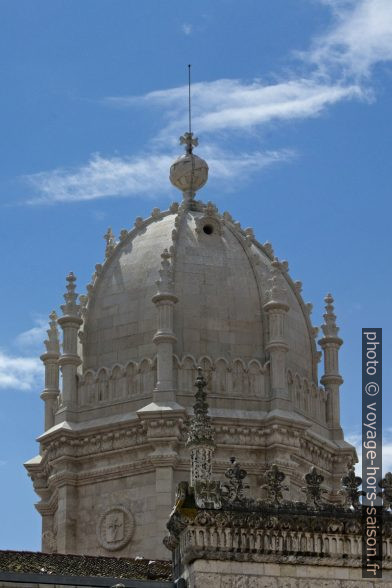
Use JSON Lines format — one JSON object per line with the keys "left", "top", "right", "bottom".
{"left": 321, "top": 293, "right": 340, "bottom": 339}
{"left": 318, "top": 293, "right": 344, "bottom": 439}
{"left": 265, "top": 267, "right": 287, "bottom": 306}
{"left": 58, "top": 273, "right": 83, "bottom": 416}
{"left": 40, "top": 310, "right": 60, "bottom": 431}
{"left": 60, "top": 272, "right": 80, "bottom": 318}
{"left": 156, "top": 248, "right": 174, "bottom": 295}
{"left": 44, "top": 310, "right": 60, "bottom": 355}
{"left": 187, "top": 367, "right": 215, "bottom": 487}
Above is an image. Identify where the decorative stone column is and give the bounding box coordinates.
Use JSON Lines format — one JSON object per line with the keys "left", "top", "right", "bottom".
{"left": 40, "top": 311, "right": 60, "bottom": 431}
{"left": 186, "top": 368, "right": 215, "bottom": 487}
{"left": 57, "top": 273, "right": 82, "bottom": 417}
{"left": 263, "top": 269, "right": 290, "bottom": 411}
{"left": 318, "top": 293, "right": 344, "bottom": 439}
{"left": 152, "top": 249, "right": 178, "bottom": 403}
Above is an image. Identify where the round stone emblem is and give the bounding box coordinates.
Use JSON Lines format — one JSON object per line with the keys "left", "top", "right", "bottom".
{"left": 97, "top": 505, "right": 135, "bottom": 551}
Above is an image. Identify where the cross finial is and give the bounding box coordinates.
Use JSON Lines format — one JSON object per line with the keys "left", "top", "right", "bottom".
{"left": 179, "top": 132, "right": 199, "bottom": 154}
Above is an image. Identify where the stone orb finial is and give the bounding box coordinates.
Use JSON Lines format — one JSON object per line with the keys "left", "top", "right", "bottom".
{"left": 170, "top": 132, "right": 208, "bottom": 199}
{"left": 170, "top": 152, "right": 209, "bottom": 196}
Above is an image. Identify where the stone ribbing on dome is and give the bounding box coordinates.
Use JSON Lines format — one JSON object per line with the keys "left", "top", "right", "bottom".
{"left": 83, "top": 208, "right": 180, "bottom": 370}
{"left": 171, "top": 208, "right": 265, "bottom": 365}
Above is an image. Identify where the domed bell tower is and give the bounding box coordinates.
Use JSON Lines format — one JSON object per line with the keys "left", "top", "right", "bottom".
{"left": 25, "top": 130, "right": 356, "bottom": 560}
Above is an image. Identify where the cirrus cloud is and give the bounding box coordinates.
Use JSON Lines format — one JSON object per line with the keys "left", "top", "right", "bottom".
{"left": 22, "top": 0, "right": 392, "bottom": 205}
{"left": 0, "top": 350, "right": 42, "bottom": 392}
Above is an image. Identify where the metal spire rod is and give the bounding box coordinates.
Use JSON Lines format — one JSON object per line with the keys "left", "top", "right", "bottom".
{"left": 188, "top": 64, "right": 192, "bottom": 135}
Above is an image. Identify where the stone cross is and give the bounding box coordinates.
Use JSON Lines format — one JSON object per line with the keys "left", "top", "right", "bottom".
{"left": 180, "top": 131, "right": 198, "bottom": 154}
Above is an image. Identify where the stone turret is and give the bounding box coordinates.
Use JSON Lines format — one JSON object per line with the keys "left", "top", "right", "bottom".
{"left": 152, "top": 249, "right": 178, "bottom": 403}
{"left": 40, "top": 311, "right": 60, "bottom": 431}
{"left": 57, "top": 272, "right": 83, "bottom": 419}
{"left": 263, "top": 266, "right": 290, "bottom": 411}
{"left": 319, "top": 293, "right": 343, "bottom": 439}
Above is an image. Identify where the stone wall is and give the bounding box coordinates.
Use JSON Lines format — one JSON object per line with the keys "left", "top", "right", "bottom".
{"left": 185, "top": 560, "right": 392, "bottom": 588}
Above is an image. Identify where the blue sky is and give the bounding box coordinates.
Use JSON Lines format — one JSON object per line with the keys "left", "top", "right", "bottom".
{"left": 0, "top": 0, "right": 391, "bottom": 550}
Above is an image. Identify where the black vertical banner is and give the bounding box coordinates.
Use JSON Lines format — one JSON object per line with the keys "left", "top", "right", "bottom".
{"left": 362, "top": 328, "right": 382, "bottom": 578}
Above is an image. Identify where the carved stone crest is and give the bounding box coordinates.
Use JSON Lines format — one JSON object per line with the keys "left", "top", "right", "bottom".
{"left": 97, "top": 505, "right": 134, "bottom": 551}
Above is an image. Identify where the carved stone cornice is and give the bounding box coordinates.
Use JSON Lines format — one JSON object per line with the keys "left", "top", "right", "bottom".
{"left": 40, "top": 423, "right": 148, "bottom": 461}
{"left": 165, "top": 482, "right": 392, "bottom": 568}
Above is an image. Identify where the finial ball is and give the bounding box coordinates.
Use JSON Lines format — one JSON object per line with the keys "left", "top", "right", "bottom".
{"left": 170, "top": 153, "right": 208, "bottom": 196}
{"left": 170, "top": 132, "right": 208, "bottom": 198}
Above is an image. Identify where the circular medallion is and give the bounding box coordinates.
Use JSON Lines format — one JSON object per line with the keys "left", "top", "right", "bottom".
{"left": 97, "top": 505, "right": 135, "bottom": 551}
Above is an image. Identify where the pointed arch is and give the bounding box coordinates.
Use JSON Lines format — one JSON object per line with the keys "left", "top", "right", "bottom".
{"left": 213, "top": 357, "right": 229, "bottom": 395}
{"left": 232, "top": 358, "right": 248, "bottom": 395}
{"left": 125, "top": 361, "right": 138, "bottom": 396}
{"left": 303, "top": 379, "right": 310, "bottom": 414}
{"left": 198, "top": 356, "right": 213, "bottom": 392}
{"left": 287, "top": 369, "right": 294, "bottom": 402}
{"left": 179, "top": 355, "right": 197, "bottom": 393}
{"left": 96, "top": 367, "right": 109, "bottom": 402}
{"left": 139, "top": 357, "right": 153, "bottom": 394}
{"left": 110, "top": 364, "right": 124, "bottom": 399}
{"left": 82, "top": 369, "right": 96, "bottom": 405}
{"left": 294, "top": 374, "right": 302, "bottom": 410}
{"left": 248, "top": 359, "right": 264, "bottom": 397}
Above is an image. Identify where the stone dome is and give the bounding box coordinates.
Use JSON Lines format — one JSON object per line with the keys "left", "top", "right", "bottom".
{"left": 83, "top": 200, "right": 317, "bottom": 385}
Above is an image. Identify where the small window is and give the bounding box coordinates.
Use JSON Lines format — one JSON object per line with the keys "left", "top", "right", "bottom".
{"left": 203, "top": 224, "right": 214, "bottom": 235}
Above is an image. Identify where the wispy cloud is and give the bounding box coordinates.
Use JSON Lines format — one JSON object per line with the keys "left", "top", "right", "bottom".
{"left": 181, "top": 23, "right": 192, "bottom": 36}
{"left": 119, "top": 78, "right": 363, "bottom": 137}
{"left": 14, "top": 317, "right": 48, "bottom": 351}
{"left": 0, "top": 350, "right": 42, "bottom": 392}
{"left": 27, "top": 148, "right": 293, "bottom": 204}
{"left": 309, "top": 0, "right": 392, "bottom": 78}
{"left": 27, "top": 153, "right": 174, "bottom": 204}
{"left": 23, "top": 0, "right": 392, "bottom": 204}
